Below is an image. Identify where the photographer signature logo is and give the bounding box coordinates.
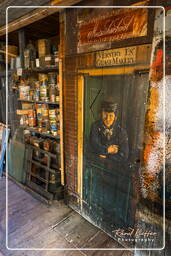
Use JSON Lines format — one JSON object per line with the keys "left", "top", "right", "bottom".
{"left": 112, "top": 228, "right": 157, "bottom": 242}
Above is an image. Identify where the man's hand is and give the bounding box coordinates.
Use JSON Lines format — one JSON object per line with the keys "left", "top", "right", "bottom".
{"left": 107, "top": 145, "right": 119, "bottom": 154}
{"left": 99, "top": 155, "right": 107, "bottom": 158}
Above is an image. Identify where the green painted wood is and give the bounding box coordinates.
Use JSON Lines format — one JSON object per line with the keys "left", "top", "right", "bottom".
{"left": 82, "top": 74, "right": 149, "bottom": 240}
{"left": 8, "top": 140, "right": 26, "bottom": 183}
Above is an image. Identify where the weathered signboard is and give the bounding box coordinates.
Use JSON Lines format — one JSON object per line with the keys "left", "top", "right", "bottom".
{"left": 95, "top": 44, "right": 151, "bottom": 67}
{"left": 96, "top": 46, "right": 137, "bottom": 67}
{"left": 78, "top": 8, "right": 148, "bottom": 53}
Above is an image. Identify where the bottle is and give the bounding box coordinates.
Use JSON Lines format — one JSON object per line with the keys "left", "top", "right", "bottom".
{"left": 27, "top": 40, "right": 36, "bottom": 68}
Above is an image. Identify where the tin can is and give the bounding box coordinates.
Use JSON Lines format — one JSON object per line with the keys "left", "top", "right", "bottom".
{"left": 40, "top": 84, "right": 48, "bottom": 100}
{"left": 37, "top": 119, "right": 42, "bottom": 128}
{"left": 44, "top": 97, "right": 49, "bottom": 102}
{"left": 42, "top": 118, "right": 50, "bottom": 130}
{"left": 28, "top": 110, "right": 36, "bottom": 118}
{"left": 34, "top": 89, "right": 40, "bottom": 101}
{"left": 49, "top": 121, "right": 58, "bottom": 135}
{"left": 28, "top": 110, "right": 36, "bottom": 127}
{"left": 36, "top": 104, "right": 42, "bottom": 117}
{"left": 49, "top": 109, "right": 56, "bottom": 120}
{"left": 29, "top": 89, "right": 34, "bottom": 99}
{"left": 19, "top": 86, "right": 30, "bottom": 100}
{"left": 42, "top": 104, "right": 49, "bottom": 117}
{"left": 33, "top": 81, "right": 40, "bottom": 101}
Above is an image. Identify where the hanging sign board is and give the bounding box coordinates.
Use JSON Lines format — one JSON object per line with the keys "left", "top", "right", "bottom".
{"left": 96, "top": 46, "right": 137, "bottom": 67}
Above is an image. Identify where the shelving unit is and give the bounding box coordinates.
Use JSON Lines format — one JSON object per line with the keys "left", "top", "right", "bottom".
{"left": 25, "top": 142, "right": 63, "bottom": 201}
{"left": 23, "top": 126, "right": 60, "bottom": 139}
{"left": 10, "top": 66, "right": 59, "bottom": 74}
{"left": 9, "top": 24, "right": 64, "bottom": 202}
{"left": 18, "top": 99, "right": 59, "bottom": 105}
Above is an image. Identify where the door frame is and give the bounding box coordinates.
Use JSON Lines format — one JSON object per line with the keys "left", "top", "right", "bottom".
{"left": 77, "top": 64, "right": 149, "bottom": 209}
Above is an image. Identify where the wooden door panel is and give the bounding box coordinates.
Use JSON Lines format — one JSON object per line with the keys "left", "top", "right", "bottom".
{"left": 82, "top": 73, "right": 149, "bottom": 237}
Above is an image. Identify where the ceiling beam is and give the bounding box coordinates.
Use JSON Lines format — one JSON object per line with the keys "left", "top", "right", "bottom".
{"left": 0, "top": 0, "right": 81, "bottom": 37}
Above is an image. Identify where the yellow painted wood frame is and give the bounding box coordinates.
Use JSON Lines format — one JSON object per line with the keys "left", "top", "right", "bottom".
{"left": 77, "top": 64, "right": 149, "bottom": 207}
{"left": 59, "top": 58, "right": 65, "bottom": 185}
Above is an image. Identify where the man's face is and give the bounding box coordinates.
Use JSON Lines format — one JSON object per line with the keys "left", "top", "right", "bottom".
{"left": 102, "top": 111, "right": 115, "bottom": 128}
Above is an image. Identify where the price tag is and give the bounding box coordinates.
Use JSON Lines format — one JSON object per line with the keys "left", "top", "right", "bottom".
{"left": 17, "top": 68, "right": 22, "bottom": 76}
{"left": 45, "top": 56, "right": 51, "bottom": 61}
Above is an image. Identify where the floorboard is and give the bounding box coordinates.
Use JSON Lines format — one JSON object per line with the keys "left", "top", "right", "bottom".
{"left": 0, "top": 177, "right": 133, "bottom": 256}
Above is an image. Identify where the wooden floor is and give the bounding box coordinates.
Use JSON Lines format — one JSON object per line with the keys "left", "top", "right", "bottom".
{"left": 0, "top": 177, "right": 133, "bottom": 256}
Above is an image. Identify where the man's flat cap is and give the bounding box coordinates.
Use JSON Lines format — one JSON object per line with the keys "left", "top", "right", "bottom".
{"left": 101, "top": 101, "right": 118, "bottom": 112}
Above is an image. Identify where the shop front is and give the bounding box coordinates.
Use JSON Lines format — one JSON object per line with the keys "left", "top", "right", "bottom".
{"left": 62, "top": 4, "right": 157, "bottom": 246}
{"left": 0, "top": 0, "right": 170, "bottom": 252}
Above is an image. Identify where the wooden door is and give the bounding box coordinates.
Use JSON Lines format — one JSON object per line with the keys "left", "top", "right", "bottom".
{"left": 82, "top": 73, "right": 149, "bottom": 237}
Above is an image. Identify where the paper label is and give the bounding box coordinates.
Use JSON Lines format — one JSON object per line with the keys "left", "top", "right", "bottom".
{"left": 17, "top": 68, "right": 22, "bottom": 76}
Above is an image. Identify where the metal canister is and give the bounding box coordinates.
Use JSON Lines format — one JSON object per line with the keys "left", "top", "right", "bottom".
{"left": 36, "top": 104, "right": 42, "bottom": 117}
{"left": 29, "top": 88, "right": 34, "bottom": 100}
{"left": 49, "top": 108, "right": 56, "bottom": 120}
{"left": 49, "top": 107, "right": 57, "bottom": 135}
{"left": 19, "top": 86, "right": 30, "bottom": 100}
{"left": 41, "top": 104, "right": 49, "bottom": 130}
{"left": 42, "top": 104, "right": 49, "bottom": 117}
{"left": 28, "top": 110, "right": 36, "bottom": 127}
{"left": 40, "top": 82, "right": 49, "bottom": 101}
{"left": 49, "top": 122, "right": 58, "bottom": 136}
{"left": 33, "top": 81, "right": 40, "bottom": 101}
{"left": 42, "top": 118, "right": 50, "bottom": 130}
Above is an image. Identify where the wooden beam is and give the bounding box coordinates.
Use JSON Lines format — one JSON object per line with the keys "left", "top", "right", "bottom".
{"left": 0, "top": 0, "right": 81, "bottom": 37}
{"left": 18, "top": 29, "right": 26, "bottom": 68}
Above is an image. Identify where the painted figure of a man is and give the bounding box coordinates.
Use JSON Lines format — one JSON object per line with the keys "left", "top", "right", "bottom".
{"left": 89, "top": 101, "right": 129, "bottom": 161}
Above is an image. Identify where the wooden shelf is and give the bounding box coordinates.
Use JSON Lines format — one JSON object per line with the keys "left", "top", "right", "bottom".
{"left": 0, "top": 70, "right": 14, "bottom": 77}
{"left": 27, "top": 171, "right": 48, "bottom": 184}
{"left": 22, "top": 126, "right": 60, "bottom": 140}
{"left": 26, "top": 144, "right": 59, "bottom": 158}
{"left": 26, "top": 180, "right": 54, "bottom": 201}
{"left": 30, "top": 159, "right": 61, "bottom": 174}
{"left": 23, "top": 66, "right": 59, "bottom": 73}
{"left": 18, "top": 99, "right": 60, "bottom": 105}
{"left": 9, "top": 65, "right": 59, "bottom": 74}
